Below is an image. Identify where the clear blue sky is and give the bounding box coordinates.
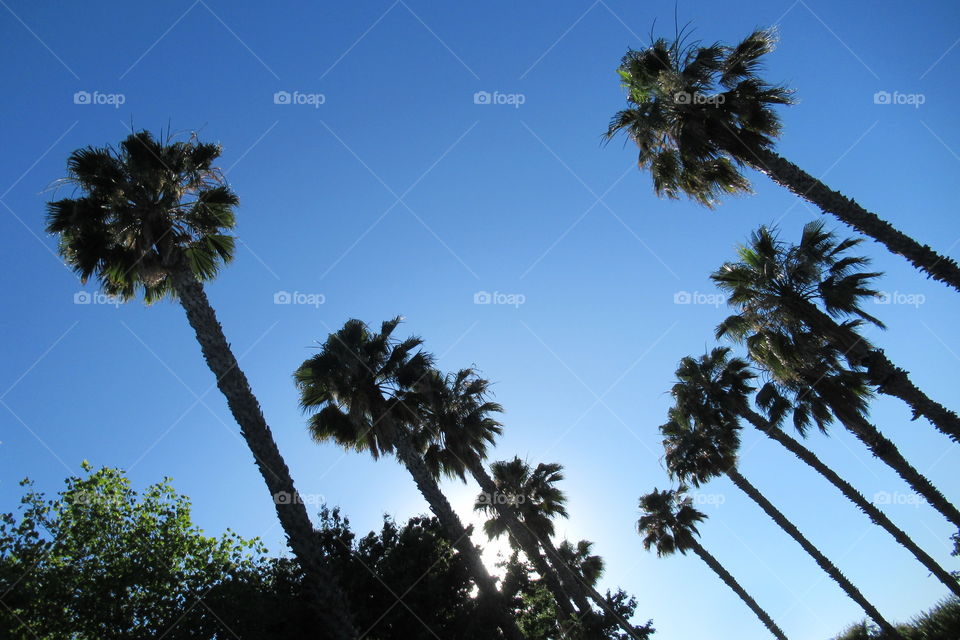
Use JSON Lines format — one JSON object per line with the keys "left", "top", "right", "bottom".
{"left": 2, "top": 1, "right": 959, "bottom": 638}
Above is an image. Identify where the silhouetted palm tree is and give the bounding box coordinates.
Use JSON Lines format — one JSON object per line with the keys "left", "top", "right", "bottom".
{"left": 294, "top": 318, "right": 524, "bottom": 640}
{"left": 713, "top": 222, "right": 960, "bottom": 442}
{"left": 606, "top": 27, "right": 960, "bottom": 292}
{"left": 673, "top": 348, "right": 959, "bottom": 596}
{"left": 638, "top": 487, "right": 789, "bottom": 640}
{"left": 661, "top": 408, "right": 901, "bottom": 638}
{"left": 45, "top": 131, "right": 355, "bottom": 639}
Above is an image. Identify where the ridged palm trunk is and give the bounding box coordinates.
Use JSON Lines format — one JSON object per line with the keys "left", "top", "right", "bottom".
{"left": 539, "top": 536, "right": 649, "bottom": 640}
{"left": 468, "top": 460, "right": 578, "bottom": 621}
{"left": 726, "top": 469, "right": 902, "bottom": 639}
{"left": 740, "top": 408, "right": 960, "bottom": 597}
{"left": 750, "top": 147, "right": 960, "bottom": 294}
{"left": 170, "top": 266, "right": 356, "bottom": 640}
{"left": 793, "top": 298, "right": 960, "bottom": 444}
{"left": 686, "top": 537, "right": 789, "bottom": 640}
{"left": 391, "top": 432, "right": 524, "bottom": 640}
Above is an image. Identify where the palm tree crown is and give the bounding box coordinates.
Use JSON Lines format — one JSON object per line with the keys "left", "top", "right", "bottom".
{"left": 46, "top": 130, "right": 238, "bottom": 302}
{"left": 637, "top": 487, "right": 706, "bottom": 557}
{"left": 477, "top": 458, "right": 568, "bottom": 541}
{"left": 606, "top": 28, "right": 792, "bottom": 206}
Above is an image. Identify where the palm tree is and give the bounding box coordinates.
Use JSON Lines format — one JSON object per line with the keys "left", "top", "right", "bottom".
{"left": 293, "top": 318, "right": 524, "bottom": 640}
{"left": 605, "top": 27, "right": 960, "bottom": 293}
{"left": 673, "top": 348, "right": 960, "bottom": 597}
{"left": 637, "top": 487, "right": 789, "bottom": 640}
{"left": 418, "top": 369, "right": 580, "bottom": 623}
{"left": 477, "top": 458, "right": 650, "bottom": 640}
{"left": 44, "top": 131, "right": 356, "bottom": 639}
{"left": 713, "top": 221, "right": 960, "bottom": 443}
{"left": 661, "top": 408, "right": 902, "bottom": 638}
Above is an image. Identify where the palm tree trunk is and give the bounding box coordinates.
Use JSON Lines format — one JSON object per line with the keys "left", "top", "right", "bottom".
{"left": 539, "top": 536, "right": 649, "bottom": 640}
{"left": 686, "top": 537, "right": 789, "bottom": 640}
{"left": 391, "top": 431, "right": 525, "bottom": 640}
{"left": 794, "top": 298, "right": 960, "bottom": 443}
{"left": 169, "top": 265, "right": 356, "bottom": 640}
{"left": 741, "top": 408, "right": 960, "bottom": 597}
{"left": 750, "top": 147, "right": 960, "bottom": 294}
{"left": 725, "top": 469, "right": 902, "bottom": 639}
{"left": 467, "top": 460, "right": 579, "bottom": 621}
{"left": 838, "top": 412, "right": 960, "bottom": 529}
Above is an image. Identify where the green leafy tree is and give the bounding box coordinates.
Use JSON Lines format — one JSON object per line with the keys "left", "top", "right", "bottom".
{"left": 44, "top": 131, "right": 354, "bottom": 638}
{"left": 606, "top": 27, "right": 960, "bottom": 293}
{"left": 638, "top": 487, "right": 788, "bottom": 640}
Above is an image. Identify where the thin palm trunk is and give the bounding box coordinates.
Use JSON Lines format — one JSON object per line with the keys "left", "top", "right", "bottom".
{"left": 391, "top": 432, "right": 524, "bottom": 640}
{"left": 540, "top": 536, "right": 649, "bottom": 640}
{"left": 726, "top": 469, "right": 902, "bottom": 639}
{"left": 741, "top": 408, "right": 960, "bottom": 597}
{"left": 468, "top": 460, "right": 579, "bottom": 621}
{"left": 794, "top": 298, "right": 960, "bottom": 444}
{"left": 750, "top": 147, "right": 960, "bottom": 294}
{"left": 170, "top": 266, "right": 356, "bottom": 640}
{"left": 687, "top": 537, "right": 789, "bottom": 640}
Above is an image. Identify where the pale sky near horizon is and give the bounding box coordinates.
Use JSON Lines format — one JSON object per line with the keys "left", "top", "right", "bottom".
{"left": 1, "top": 2, "right": 959, "bottom": 639}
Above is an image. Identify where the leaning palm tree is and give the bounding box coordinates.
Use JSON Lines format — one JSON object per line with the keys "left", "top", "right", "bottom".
{"left": 477, "top": 458, "right": 650, "bottom": 640}
{"left": 673, "top": 348, "right": 960, "bottom": 596}
{"left": 418, "top": 369, "right": 580, "bottom": 623}
{"left": 638, "top": 487, "right": 789, "bottom": 640}
{"left": 294, "top": 318, "right": 524, "bottom": 640}
{"left": 45, "top": 131, "right": 356, "bottom": 639}
{"left": 606, "top": 27, "right": 960, "bottom": 293}
{"left": 713, "top": 221, "right": 960, "bottom": 443}
{"left": 661, "top": 408, "right": 902, "bottom": 638}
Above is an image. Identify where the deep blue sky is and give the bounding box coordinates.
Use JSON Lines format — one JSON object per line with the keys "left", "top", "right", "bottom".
{"left": 2, "top": 1, "right": 959, "bottom": 638}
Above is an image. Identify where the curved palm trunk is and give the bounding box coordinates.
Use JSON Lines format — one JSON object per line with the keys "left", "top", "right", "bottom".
{"left": 539, "top": 536, "right": 649, "bottom": 640}
{"left": 726, "top": 469, "right": 902, "bottom": 639}
{"left": 169, "top": 266, "right": 356, "bottom": 640}
{"left": 838, "top": 412, "right": 960, "bottom": 529}
{"left": 795, "top": 298, "right": 960, "bottom": 444}
{"left": 391, "top": 432, "right": 525, "bottom": 640}
{"left": 468, "top": 460, "right": 578, "bottom": 621}
{"left": 750, "top": 148, "right": 960, "bottom": 294}
{"left": 686, "top": 538, "right": 789, "bottom": 640}
{"left": 741, "top": 408, "right": 960, "bottom": 597}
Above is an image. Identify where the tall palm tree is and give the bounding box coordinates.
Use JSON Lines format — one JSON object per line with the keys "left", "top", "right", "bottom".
{"left": 713, "top": 221, "right": 960, "bottom": 443}
{"left": 294, "top": 318, "right": 524, "bottom": 640}
{"left": 661, "top": 408, "right": 902, "bottom": 638}
{"left": 477, "top": 458, "right": 650, "bottom": 640}
{"left": 418, "top": 369, "right": 580, "bottom": 623}
{"left": 605, "top": 27, "right": 960, "bottom": 293}
{"left": 673, "top": 348, "right": 960, "bottom": 596}
{"left": 45, "top": 131, "right": 356, "bottom": 639}
{"left": 637, "top": 487, "right": 789, "bottom": 640}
